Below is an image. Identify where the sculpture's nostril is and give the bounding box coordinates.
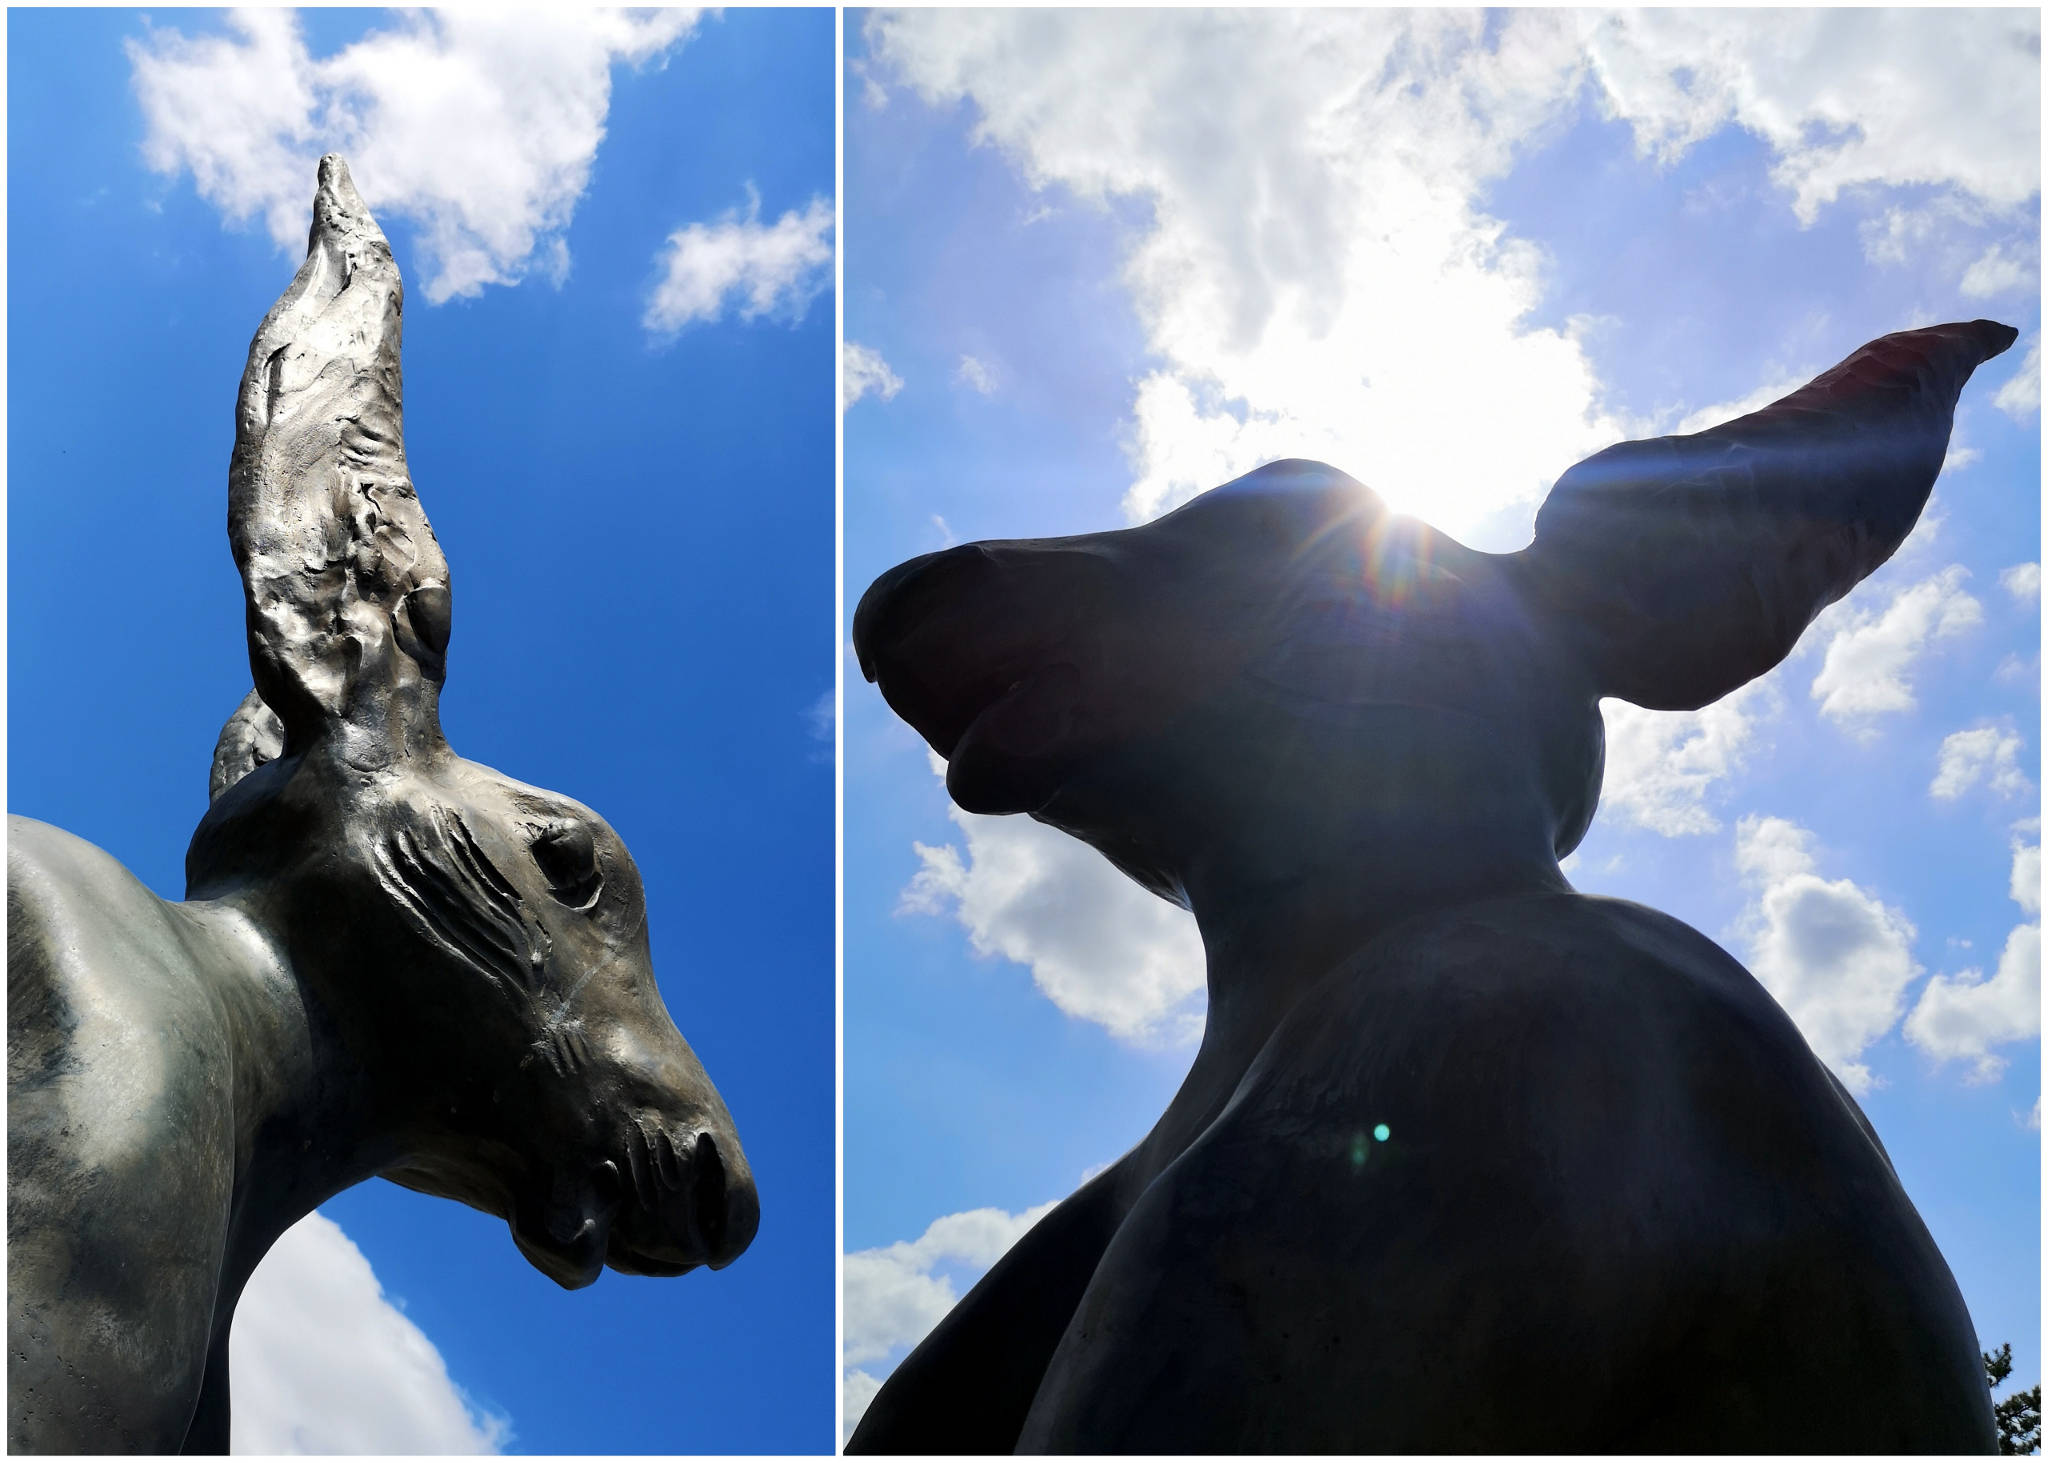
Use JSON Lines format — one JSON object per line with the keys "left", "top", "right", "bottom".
{"left": 692, "top": 1132, "right": 728, "bottom": 1256}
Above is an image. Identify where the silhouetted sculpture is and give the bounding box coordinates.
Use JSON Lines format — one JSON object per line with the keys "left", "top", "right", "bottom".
{"left": 8, "top": 157, "right": 758, "bottom": 1455}
{"left": 850, "top": 320, "right": 2016, "bottom": 1454}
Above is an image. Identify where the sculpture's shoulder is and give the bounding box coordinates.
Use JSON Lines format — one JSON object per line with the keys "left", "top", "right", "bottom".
{"left": 1348, "top": 886, "right": 1775, "bottom": 1013}
{"left": 10, "top": 816, "right": 194, "bottom": 1085}
{"left": 1253, "top": 889, "right": 1873, "bottom": 1176}
{"left": 8, "top": 818, "right": 240, "bottom": 1453}
{"left": 11, "top": 814, "right": 179, "bottom": 951}
{"left": 1020, "top": 891, "right": 1991, "bottom": 1451}
{"left": 8, "top": 815, "right": 241, "bottom": 1151}
{"left": 8, "top": 812, "right": 241, "bottom": 1189}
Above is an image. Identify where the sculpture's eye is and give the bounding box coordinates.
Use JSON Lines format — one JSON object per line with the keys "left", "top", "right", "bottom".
{"left": 530, "top": 823, "right": 604, "bottom": 910}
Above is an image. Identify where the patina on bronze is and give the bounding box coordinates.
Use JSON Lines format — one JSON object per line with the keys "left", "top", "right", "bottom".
{"left": 8, "top": 157, "right": 758, "bottom": 1455}
{"left": 851, "top": 321, "right": 2015, "bottom": 1454}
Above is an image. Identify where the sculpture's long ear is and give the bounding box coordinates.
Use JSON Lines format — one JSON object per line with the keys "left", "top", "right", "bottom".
{"left": 229, "top": 154, "right": 451, "bottom": 764}
{"left": 1517, "top": 320, "right": 2017, "bottom": 711}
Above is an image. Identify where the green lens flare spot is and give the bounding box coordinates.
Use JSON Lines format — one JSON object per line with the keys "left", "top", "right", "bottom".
{"left": 1373, "top": 1123, "right": 1391, "bottom": 1142}
{"left": 1349, "top": 1133, "right": 1368, "bottom": 1168}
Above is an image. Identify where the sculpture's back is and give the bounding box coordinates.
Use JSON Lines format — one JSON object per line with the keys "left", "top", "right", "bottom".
{"left": 8, "top": 157, "right": 757, "bottom": 1455}
{"left": 850, "top": 321, "right": 2016, "bottom": 1453}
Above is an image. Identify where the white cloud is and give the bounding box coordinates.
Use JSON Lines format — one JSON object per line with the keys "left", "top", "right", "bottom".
{"left": 1581, "top": 10, "right": 2040, "bottom": 223}
{"left": 1930, "top": 725, "right": 2032, "bottom": 801}
{"left": 1858, "top": 205, "right": 1925, "bottom": 266}
{"left": 869, "top": 10, "right": 1622, "bottom": 542}
{"left": 804, "top": 690, "right": 835, "bottom": 765}
{"left": 955, "top": 355, "right": 998, "bottom": 395}
{"left": 129, "top": 9, "right": 698, "bottom": 302}
{"left": 843, "top": 1369, "right": 885, "bottom": 1444}
{"left": 806, "top": 690, "right": 836, "bottom": 742}
{"left": 1810, "top": 566, "right": 1983, "bottom": 725}
{"left": 2001, "top": 562, "right": 2042, "bottom": 603}
{"left": 1854, "top": 200, "right": 2041, "bottom": 304}
{"left": 849, "top": 57, "right": 891, "bottom": 113}
{"left": 231, "top": 1212, "right": 507, "bottom": 1454}
{"left": 1996, "top": 652, "right": 2040, "bottom": 688}
{"left": 1906, "top": 832, "right": 2042, "bottom": 1081}
{"left": 1858, "top": 196, "right": 1985, "bottom": 269}
{"left": 870, "top": 11, "right": 2037, "bottom": 546}
{"left": 2013, "top": 835, "right": 2042, "bottom": 917}
{"left": 843, "top": 1201, "right": 1058, "bottom": 1441}
{"left": 1598, "top": 679, "right": 1774, "bottom": 836}
{"left": 1961, "top": 241, "right": 2038, "bottom": 298}
{"left": 1994, "top": 336, "right": 2042, "bottom": 421}
{"left": 844, "top": 1203, "right": 1059, "bottom": 1369}
{"left": 644, "top": 187, "right": 833, "bottom": 335}
{"left": 844, "top": 340, "right": 904, "bottom": 410}
{"left": 1733, "top": 815, "right": 1920, "bottom": 1093}
{"left": 901, "top": 777, "right": 1207, "bottom": 1043}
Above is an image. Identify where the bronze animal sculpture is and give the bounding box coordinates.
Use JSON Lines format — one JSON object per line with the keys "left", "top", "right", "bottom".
{"left": 8, "top": 157, "right": 758, "bottom": 1455}
{"left": 850, "top": 320, "right": 2016, "bottom": 1453}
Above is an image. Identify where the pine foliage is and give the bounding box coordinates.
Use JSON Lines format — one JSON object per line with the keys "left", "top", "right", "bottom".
{"left": 1986, "top": 1344, "right": 2042, "bottom": 1455}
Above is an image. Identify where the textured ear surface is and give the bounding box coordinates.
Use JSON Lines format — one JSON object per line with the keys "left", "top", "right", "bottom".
{"left": 230, "top": 154, "right": 451, "bottom": 760}
{"left": 1520, "top": 320, "right": 2017, "bottom": 711}
{"left": 209, "top": 688, "right": 285, "bottom": 803}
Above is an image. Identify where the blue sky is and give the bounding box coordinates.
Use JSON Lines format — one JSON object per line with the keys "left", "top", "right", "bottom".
{"left": 10, "top": 8, "right": 833, "bottom": 1453}
{"left": 843, "top": 9, "right": 2041, "bottom": 1438}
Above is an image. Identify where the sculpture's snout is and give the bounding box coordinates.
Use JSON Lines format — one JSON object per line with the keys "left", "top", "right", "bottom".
{"left": 854, "top": 541, "right": 1098, "bottom": 758}
{"left": 603, "top": 1114, "right": 758, "bottom": 1276}
{"left": 854, "top": 544, "right": 1004, "bottom": 694}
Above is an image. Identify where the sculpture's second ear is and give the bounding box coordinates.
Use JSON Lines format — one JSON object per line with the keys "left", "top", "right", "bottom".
{"left": 1518, "top": 320, "right": 2017, "bottom": 712}
{"left": 210, "top": 689, "right": 285, "bottom": 803}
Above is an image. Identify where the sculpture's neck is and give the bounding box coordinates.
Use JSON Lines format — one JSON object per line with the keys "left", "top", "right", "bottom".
{"left": 179, "top": 894, "right": 391, "bottom": 1298}
{"left": 1131, "top": 806, "right": 1570, "bottom": 1182}
{"left": 1199, "top": 817, "right": 1567, "bottom": 1018}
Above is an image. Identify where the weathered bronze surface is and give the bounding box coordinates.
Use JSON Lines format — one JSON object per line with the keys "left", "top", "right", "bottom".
{"left": 8, "top": 157, "right": 757, "bottom": 1455}
{"left": 851, "top": 321, "right": 2015, "bottom": 1454}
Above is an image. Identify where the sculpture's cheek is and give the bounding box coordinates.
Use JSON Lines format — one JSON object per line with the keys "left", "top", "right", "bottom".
{"left": 944, "top": 663, "right": 1086, "bottom": 814}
